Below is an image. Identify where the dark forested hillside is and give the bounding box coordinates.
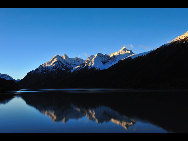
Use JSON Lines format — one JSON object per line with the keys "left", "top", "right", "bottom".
{"left": 0, "top": 78, "right": 20, "bottom": 92}
{"left": 103, "top": 42, "right": 188, "bottom": 89}
{"left": 20, "top": 40, "right": 188, "bottom": 90}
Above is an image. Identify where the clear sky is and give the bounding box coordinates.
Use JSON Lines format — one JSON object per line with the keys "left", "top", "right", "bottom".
{"left": 0, "top": 8, "right": 188, "bottom": 79}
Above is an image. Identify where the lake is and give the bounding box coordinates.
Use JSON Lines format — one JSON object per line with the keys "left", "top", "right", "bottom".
{"left": 0, "top": 89, "right": 188, "bottom": 133}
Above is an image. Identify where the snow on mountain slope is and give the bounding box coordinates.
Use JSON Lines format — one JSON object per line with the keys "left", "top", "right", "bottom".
{"left": 170, "top": 31, "right": 188, "bottom": 43}
{"left": 128, "top": 31, "right": 188, "bottom": 60}
{"left": 24, "top": 44, "right": 168, "bottom": 74}
{"left": 32, "top": 45, "right": 166, "bottom": 73}
{"left": 0, "top": 73, "right": 14, "bottom": 80}
{"left": 129, "top": 31, "right": 188, "bottom": 59}
{"left": 32, "top": 54, "right": 85, "bottom": 73}
{"left": 110, "top": 46, "right": 134, "bottom": 59}
{"left": 44, "top": 54, "right": 84, "bottom": 70}
{"left": 75, "top": 46, "right": 135, "bottom": 70}
{"left": 32, "top": 46, "right": 135, "bottom": 73}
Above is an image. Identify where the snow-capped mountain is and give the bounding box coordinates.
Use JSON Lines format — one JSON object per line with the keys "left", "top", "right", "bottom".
{"left": 32, "top": 54, "right": 84, "bottom": 73}
{"left": 129, "top": 31, "right": 188, "bottom": 59}
{"left": 44, "top": 54, "right": 84, "bottom": 70}
{"left": 170, "top": 31, "right": 188, "bottom": 43}
{"left": 130, "top": 31, "right": 188, "bottom": 60}
{"left": 0, "top": 73, "right": 14, "bottom": 81}
{"left": 30, "top": 46, "right": 134, "bottom": 73}
{"left": 20, "top": 30, "right": 188, "bottom": 89}
{"left": 75, "top": 47, "right": 134, "bottom": 70}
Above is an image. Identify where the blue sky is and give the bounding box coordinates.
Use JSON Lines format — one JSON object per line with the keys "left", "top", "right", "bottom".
{"left": 0, "top": 8, "right": 188, "bottom": 79}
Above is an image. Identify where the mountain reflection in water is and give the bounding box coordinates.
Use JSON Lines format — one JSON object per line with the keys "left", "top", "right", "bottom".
{"left": 21, "top": 92, "right": 135, "bottom": 130}
{"left": 0, "top": 94, "right": 15, "bottom": 104}
{"left": 1, "top": 89, "right": 188, "bottom": 133}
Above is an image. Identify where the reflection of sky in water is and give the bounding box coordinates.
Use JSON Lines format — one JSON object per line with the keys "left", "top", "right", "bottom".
{"left": 0, "top": 97, "right": 168, "bottom": 133}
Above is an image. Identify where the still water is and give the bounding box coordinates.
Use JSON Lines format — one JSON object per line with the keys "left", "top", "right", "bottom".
{"left": 0, "top": 89, "right": 188, "bottom": 133}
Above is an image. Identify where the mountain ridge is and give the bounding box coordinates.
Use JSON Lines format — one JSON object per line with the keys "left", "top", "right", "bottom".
{"left": 170, "top": 31, "right": 188, "bottom": 43}
{"left": 27, "top": 46, "right": 135, "bottom": 74}
{"left": 20, "top": 31, "right": 188, "bottom": 89}
{"left": 0, "top": 73, "right": 14, "bottom": 81}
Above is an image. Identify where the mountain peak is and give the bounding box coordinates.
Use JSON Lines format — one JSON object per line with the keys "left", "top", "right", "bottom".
{"left": 32, "top": 45, "right": 135, "bottom": 73}
{"left": 171, "top": 31, "right": 188, "bottom": 43}
{"left": 110, "top": 46, "right": 133, "bottom": 57}
{"left": 75, "top": 46, "right": 135, "bottom": 70}
{"left": 0, "top": 73, "right": 14, "bottom": 80}
{"left": 52, "top": 55, "right": 61, "bottom": 58}
{"left": 62, "top": 54, "right": 69, "bottom": 59}
{"left": 51, "top": 55, "right": 63, "bottom": 62}
{"left": 120, "top": 46, "right": 127, "bottom": 51}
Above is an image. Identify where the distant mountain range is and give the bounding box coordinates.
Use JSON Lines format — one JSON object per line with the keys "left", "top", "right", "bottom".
{"left": 20, "top": 31, "right": 188, "bottom": 89}
{"left": 27, "top": 46, "right": 135, "bottom": 74}
{"left": 0, "top": 73, "right": 14, "bottom": 81}
{"left": 1, "top": 31, "right": 188, "bottom": 91}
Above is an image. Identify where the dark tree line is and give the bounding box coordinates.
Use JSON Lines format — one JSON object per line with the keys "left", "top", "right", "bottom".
{"left": 0, "top": 78, "right": 20, "bottom": 92}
